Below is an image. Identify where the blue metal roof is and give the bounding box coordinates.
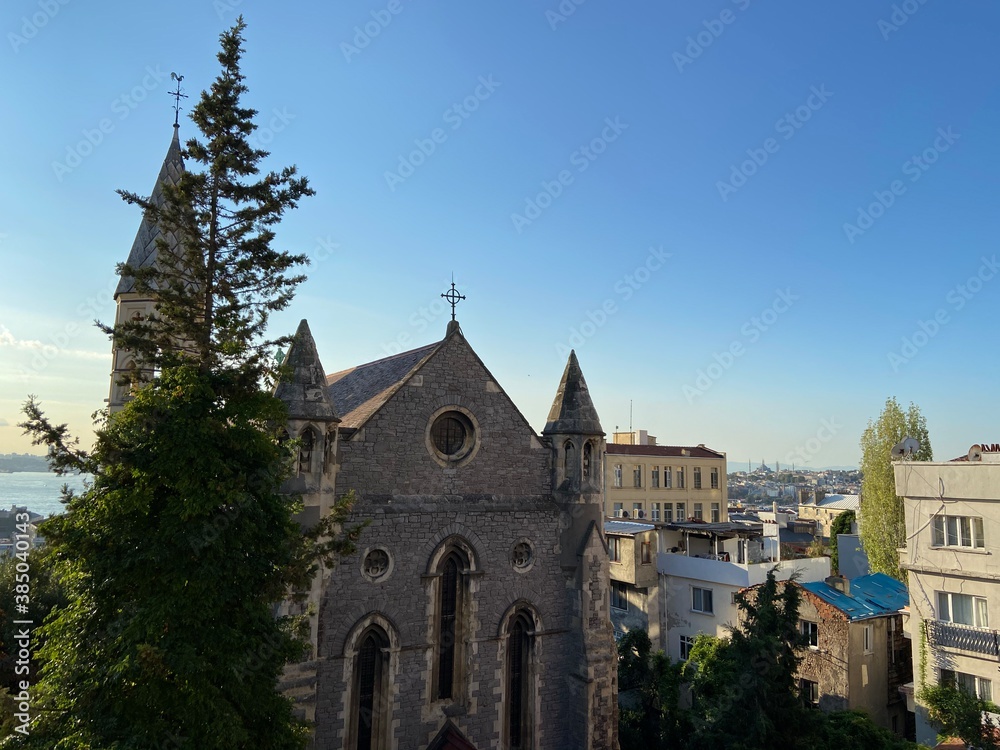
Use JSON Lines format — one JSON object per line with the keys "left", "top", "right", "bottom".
{"left": 800, "top": 573, "right": 908, "bottom": 621}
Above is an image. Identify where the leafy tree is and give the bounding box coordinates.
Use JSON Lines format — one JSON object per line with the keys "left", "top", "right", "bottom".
{"left": 617, "top": 631, "right": 691, "bottom": 750}
{"left": 829, "top": 509, "right": 856, "bottom": 575}
{"left": 859, "top": 398, "right": 932, "bottom": 581}
{"left": 9, "top": 19, "right": 363, "bottom": 750}
{"left": 921, "top": 682, "right": 1000, "bottom": 750}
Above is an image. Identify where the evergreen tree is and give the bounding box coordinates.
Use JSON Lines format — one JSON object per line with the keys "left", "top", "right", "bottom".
{"left": 859, "top": 397, "right": 932, "bottom": 581}
{"left": 10, "top": 19, "right": 361, "bottom": 749}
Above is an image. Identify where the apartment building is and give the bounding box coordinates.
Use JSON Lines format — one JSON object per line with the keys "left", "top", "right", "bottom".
{"left": 605, "top": 520, "right": 660, "bottom": 645}
{"left": 605, "top": 430, "right": 728, "bottom": 525}
{"left": 894, "top": 450, "right": 1000, "bottom": 746}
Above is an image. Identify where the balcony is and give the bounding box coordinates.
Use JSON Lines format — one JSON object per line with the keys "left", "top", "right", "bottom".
{"left": 925, "top": 619, "right": 1000, "bottom": 657}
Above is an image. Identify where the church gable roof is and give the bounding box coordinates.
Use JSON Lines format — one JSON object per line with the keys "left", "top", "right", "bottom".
{"left": 115, "top": 127, "right": 185, "bottom": 297}
{"left": 326, "top": 341, "right": 440, "bottom": 429}
{"left": 275, "top": 319, "right": 339, "bottom": 421}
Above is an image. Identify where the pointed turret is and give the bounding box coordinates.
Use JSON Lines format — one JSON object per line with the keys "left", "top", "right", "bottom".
{"left": 108, "top": 126, "right": 186, "bottom": 413}
{"left": 275, "top": 319, "right": 339, "bottom": 422}
{"left": 543, "top": 350, "right": 604, "bottom": 437}
{"left": 115, "top": 126, "right": 185, "bottom": 297}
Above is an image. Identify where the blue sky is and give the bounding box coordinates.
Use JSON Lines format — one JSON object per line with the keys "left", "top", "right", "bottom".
{"left": 1, "top": 0, "right": 998, "bottom": 468}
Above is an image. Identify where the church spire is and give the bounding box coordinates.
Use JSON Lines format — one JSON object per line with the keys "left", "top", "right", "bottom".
{"left": 114, "top": 127, "right": 185, "bottom": 298}
{"left": 543, "top": 350, "right": 604, "bottom": 436}
{"left": 274, "top": 319, "right": 339, "bottom": 422}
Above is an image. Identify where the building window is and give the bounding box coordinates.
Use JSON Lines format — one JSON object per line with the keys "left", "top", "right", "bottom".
{"left": 863, "top": 624, "right": 873, "bottom": 654}
{"left": 641, "top": 540, "right": 652, "bottom": 564}
{"left": 583, "top": 442, "right": 593, "bottom": 479}
{"left": 651, "top": 503, "right": 661, "bottom": 522}
{"left": 711, "top": 502, "right": 720, "bottom": 523}
{"left": 664, "top": 467, "right": 672, "bottom": 489}
{"left": 692, "top": 587, "right": 713, "bottom": 615}
{"left": 680, "top": 635, "right": 696, "bottom": 660}
{"left": 353, "top": 626, "right": 390, "bottom": 750}
{"left": 932, "top": 514, "right": 985, "bottom": 549}
{"left": 941, "top": 669, "right": 993, "bottom": 701}
{"left": 563, "top": 440, "right": 576, "bottom": 482}
{"left": 507, "top": 610, "right": 534, "bottom": 750}
{"left": 609, "top": 537, "right": 622, "bottom": 563}
{"left": 613, "top": 502, "right": 623, "bottom": 518}
{"left": 633, "top": 502, "right": 644, "bottom": 519}
{"left": 800, "top": 679, "right": 819, "bottom": 707}
{"left": 801, "top": 620, "right": 818, "bottom": 648}
{"left": 613, "top": 465, "right": 622, "bottom": 488}
{"left": 663, "top": 504, "right": 673, "bottom": 523}
{"left": 677, "top": 468, "right": 686, "bottom": 489}
{"left": 938, "top": 591, "right": 989, "bottom": 628}
{"left": 437, "top": 552, "right": 464, "bottom": 699}
{"left": 676, "top": 503, "right": 686, "bottom": 522}
{"left": 711, "top": 467, "right": 719, "bottom": 489}
{"left": 693, "top": 503, "right": 703, "bottom": 521}
{"left": 633, "top": 466, "right": 642, "bottom": 488}
{"left": 693, "top": 467, "right": 702, "bottom": 489}
{"left": 651, "top": 466, "right": 660, "bottom": 488}
{"left": 298, "top": 427, "right": 316, "bottom": 474}
{"left": 611, "top": 581, "right": 628, "bottom": 611}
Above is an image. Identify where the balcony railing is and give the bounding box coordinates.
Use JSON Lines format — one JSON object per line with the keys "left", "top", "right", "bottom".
{"left": 926, "top": 619, "right": 1000, "bottom": 657}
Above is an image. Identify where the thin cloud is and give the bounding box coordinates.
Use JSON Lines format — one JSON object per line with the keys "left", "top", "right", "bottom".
{"left": 0, "top": 418, "right": 9, "bottom": 427}
{"left": 0, "top": 325, "right": 105, "bottom": 361}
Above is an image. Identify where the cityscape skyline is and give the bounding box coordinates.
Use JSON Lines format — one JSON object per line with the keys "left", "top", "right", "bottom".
{"left": 1, "top": 1, "right": 998, "bottom": 466}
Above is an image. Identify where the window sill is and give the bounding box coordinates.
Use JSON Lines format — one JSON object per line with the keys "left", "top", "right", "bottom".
{"left": 690, "top": 609, "right": 714, "bottom": 617}
{"left": 929, "top": 545, "right": 989, "bottom": 555}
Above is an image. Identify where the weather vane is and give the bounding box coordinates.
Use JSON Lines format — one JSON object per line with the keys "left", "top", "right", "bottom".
{"left": 169, "top": 72, "right": 188, "bottom": 127}
{"left": 441, "top": 276, "right": 466, "bottom": 321}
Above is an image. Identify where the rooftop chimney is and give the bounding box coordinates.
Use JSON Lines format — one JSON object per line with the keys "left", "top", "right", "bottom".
{"left": 825, "top": 575, "right": 850, "bottom": 595}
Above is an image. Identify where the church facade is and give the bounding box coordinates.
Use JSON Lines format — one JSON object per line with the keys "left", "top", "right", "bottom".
{"left": 110, "top": 129, "right": 619, "bottom": 750}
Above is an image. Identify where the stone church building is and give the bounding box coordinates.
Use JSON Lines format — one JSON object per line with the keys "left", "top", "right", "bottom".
{"left": 109, "top": 126, "right": 620, "bottom": 749}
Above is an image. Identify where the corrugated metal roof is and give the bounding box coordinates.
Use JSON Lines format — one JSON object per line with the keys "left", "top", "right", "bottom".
{"left": 800, "top": 572, "right": 908, "bottom": 621}
{"left": 606, "top": 444, "right": 725, "bottom": 458}
{"left": 815, "top": 494, "right": 860, "bottom": 511}
{"left": 604, "top": 520, "right": 655, "bottom": 536}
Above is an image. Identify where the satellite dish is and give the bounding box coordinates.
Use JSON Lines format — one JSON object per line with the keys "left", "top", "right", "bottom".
{"left": 969, "top": 444, "right": 983, "bottom": 462}
{"left": 891, "top": 437, "right": 921, "bottom": 458}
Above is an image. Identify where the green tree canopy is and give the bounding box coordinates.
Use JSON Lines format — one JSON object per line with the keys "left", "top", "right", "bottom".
{"left": 830, "top": 509, "right": 856, "bottom": 575}
{"left": 859, "top": 397, "right": 932, "bottom": 581}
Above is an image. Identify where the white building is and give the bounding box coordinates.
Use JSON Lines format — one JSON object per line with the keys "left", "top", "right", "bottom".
{"left": 895, "top": 451, "right": 1000, "bottom": 745}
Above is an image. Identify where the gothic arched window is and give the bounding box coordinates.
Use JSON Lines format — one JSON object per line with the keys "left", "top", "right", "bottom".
{"left": 438, "top": 551, "right": 464, "bottom": 699}
{"left": 507, "top": 609, "right": 534, "bottom": 749}
{"left": 563, "top": 440, "right": 576, "bottom": 483}
{"left": 353, "top": 626, "right": 390, "bottom": 750}
{"left": 298, "top": 427, "right": 316, "bottom": 474}
{"left": 583, "top": 442, "right": 593, "bottom": 479}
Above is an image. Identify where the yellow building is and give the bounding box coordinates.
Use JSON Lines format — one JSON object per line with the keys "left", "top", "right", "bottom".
{"left": 604, "top": 431, "right": 728, "bottom": 524}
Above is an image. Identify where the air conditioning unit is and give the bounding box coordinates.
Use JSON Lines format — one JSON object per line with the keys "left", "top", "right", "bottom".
{"left": 637, "top": 510, "right": 645, "bottom": 519}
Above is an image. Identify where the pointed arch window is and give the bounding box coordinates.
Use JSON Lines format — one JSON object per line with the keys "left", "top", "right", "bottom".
{"left": 507, "top": 609, "right": 534, "bottom": 749}
{"left": 298, "top": 427, "right": 316, "bottom": 474}
{"left": 583, "top": 442, "right": 592, "bottom": 479}
{"left": 563, "top": 440, "right": 576, "bottom": 483}
{"left": 438, "top": 552, "right": 462, "bottom": 699}
{"left": 353, "top": 626, "right": 390, "bottom": 750}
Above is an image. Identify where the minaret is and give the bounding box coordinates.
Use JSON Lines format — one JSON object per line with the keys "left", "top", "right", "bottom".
{"left": 543, "top": 350, "right": 619, "bottom": 750}
{"left": 273, "top": 319, "right": 340, "bottom": 726}
{"left": 108, "top": 125, "right": 184, "bottom": 412}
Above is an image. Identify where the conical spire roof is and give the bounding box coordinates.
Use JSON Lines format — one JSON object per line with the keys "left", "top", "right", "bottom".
{"left": 274, "top": 319, "right": 339, "bottom": 421}
{"left": 115, "top": 126, "right": 185, "bottom": 297}
{"left": 543, "top": 350, "right": 603, "bottom": 436}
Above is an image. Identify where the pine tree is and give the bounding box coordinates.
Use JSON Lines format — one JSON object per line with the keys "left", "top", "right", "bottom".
{"left": 859, "top": 397, "right": 932, "bottom": 581}
{"left": 12, "top": 19, "right": 360, "bottom": 749}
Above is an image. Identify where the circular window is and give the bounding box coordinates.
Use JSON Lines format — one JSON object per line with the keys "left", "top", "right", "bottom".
{"left": 511, "top": 539, "right": 535, "bottom": 573}
{"left": 426, "top": 409, "right": 478, "bottom": 466}
{"left": 361, "top": 547, "right": 392, "bottom": 582}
